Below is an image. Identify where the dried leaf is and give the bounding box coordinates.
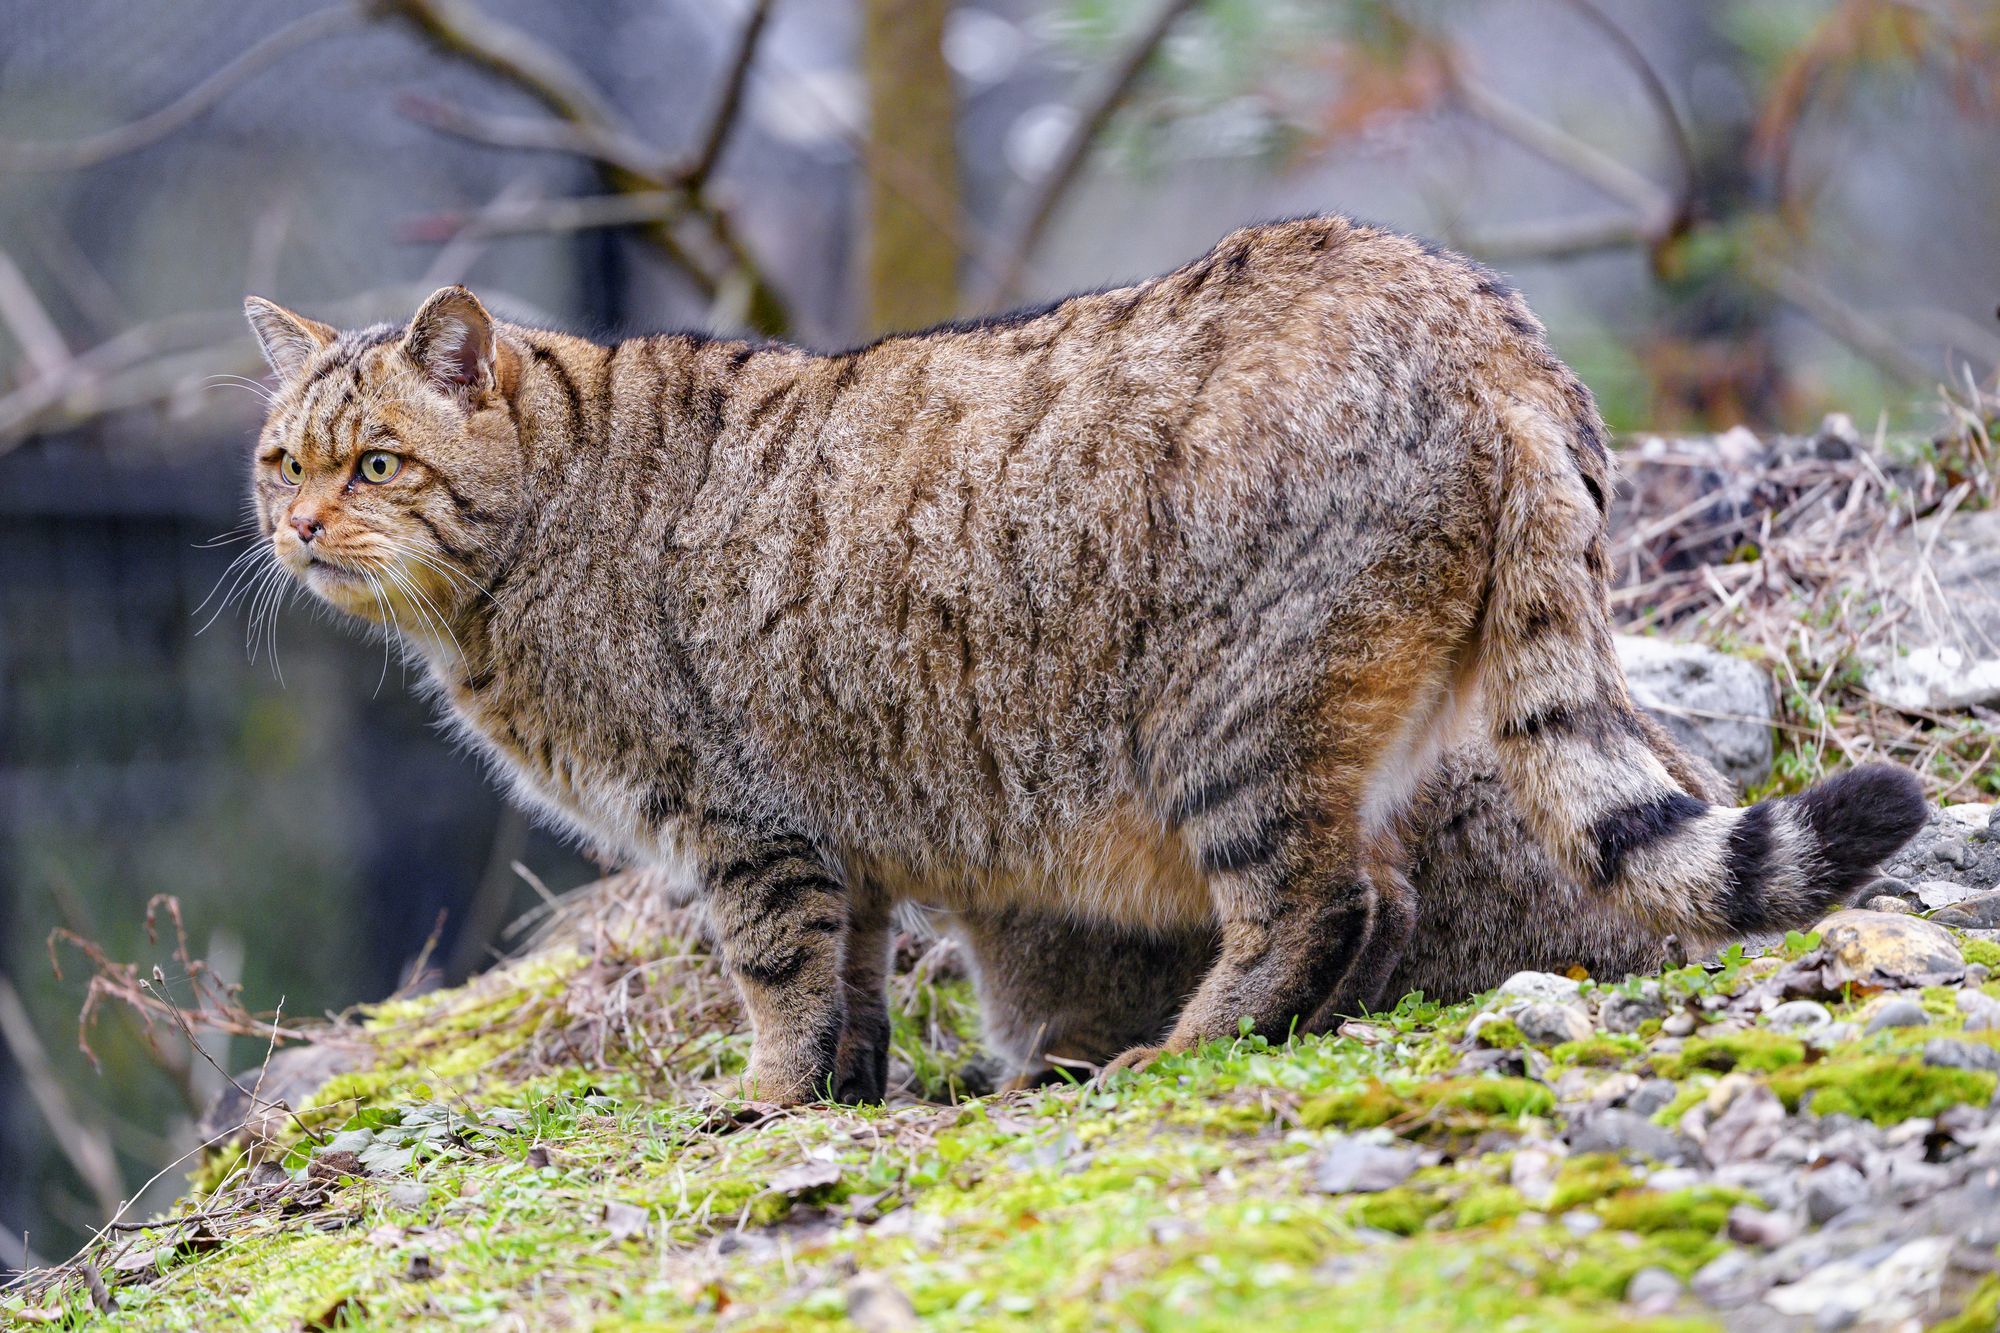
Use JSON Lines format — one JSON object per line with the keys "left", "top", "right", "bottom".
{"left": 768, "top": 1159, "right": 844, "bottom": 1196}
{"left": 603, "top": 1200, "right": 649, "bottom": 1243}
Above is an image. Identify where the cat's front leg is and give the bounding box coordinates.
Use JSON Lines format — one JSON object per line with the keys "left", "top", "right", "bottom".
{"left": 701, "top": 825, "right": 850, "bottom": 1105}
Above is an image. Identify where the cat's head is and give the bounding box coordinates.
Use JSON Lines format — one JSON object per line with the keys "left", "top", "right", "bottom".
{"left": 243, "top": 287, "right": 525, "bottom": 635}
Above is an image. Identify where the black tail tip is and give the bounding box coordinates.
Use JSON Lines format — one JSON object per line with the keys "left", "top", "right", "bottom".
{"left": 1794, "top": 762, "right": 1929, "bottom": 879}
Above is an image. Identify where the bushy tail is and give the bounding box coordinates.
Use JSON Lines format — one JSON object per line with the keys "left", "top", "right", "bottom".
{"left": 1479, "top": 394, "right": 1925, "bottom": 937}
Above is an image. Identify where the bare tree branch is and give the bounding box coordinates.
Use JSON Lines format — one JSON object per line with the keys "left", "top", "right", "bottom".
{"left": 0, "top": 248, "right": 71, "bottom": 380}
{"left": 0, "top": 5, "right": 361, "bottom": 173}
{"left": 1556, "top": 0, "right": 1696, "bottom": 229}
{"left": 1456, "top": 213, "right": 1649, "bottom": 263}
{"left": 1449, "top": 62, "right": 1675, "bottom": 233}
{"left": 396, "top": 93, "right": 665, "bottom": 180}
{"left": 980, "top": 0, "right": 1204, "bottom": 308}
{"left": 1747, "top": 255, "right": 1938, "bottom": 386}
{"left": 403, "top": 190, "right": 687, "bottom": 244}
{"left": 684, "top": 0, "right": 777, "bottom": 188}
{"left": 378, "top": 0, "right": 791, "bottom": 335}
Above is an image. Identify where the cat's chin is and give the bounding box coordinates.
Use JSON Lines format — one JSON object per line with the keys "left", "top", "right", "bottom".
{"left": 300, "top": 561, "right": 380, "bottom": 617}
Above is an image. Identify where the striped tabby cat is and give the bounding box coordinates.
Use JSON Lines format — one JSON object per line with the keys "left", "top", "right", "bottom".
{"left": 243, "top": 216, "right": 1924, "bottom": 1104}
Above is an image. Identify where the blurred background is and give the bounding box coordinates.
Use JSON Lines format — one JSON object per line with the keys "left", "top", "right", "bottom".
{"left": 1, "top": 0, "right": 1996, "bottom": 1275}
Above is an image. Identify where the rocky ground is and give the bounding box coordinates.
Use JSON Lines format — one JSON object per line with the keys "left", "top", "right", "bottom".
{"left": 11, "top": 801, "right": 2000, "bottom": 1330}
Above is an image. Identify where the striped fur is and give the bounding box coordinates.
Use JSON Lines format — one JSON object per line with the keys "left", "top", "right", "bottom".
{"left": 958, "top": 714, "right": 1911, "bottom": 1084}
{"left": 242, "top": 217, "right": 1922, "bottom": 1104}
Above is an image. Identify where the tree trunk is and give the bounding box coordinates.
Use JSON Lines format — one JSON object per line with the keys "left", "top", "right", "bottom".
{"left": 860, "top": 0, "right": 960, "bottom": 334}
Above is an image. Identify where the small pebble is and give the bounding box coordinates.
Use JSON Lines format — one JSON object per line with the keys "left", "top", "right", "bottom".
{"left": 1625, "top": 1265, "right": 1682, "bottom": 1314}
{"left": 1968, "top": 963, "right": 1991, "bottom": 987}
{"left": 1662, "top": 1011, "right": 1697, "bottom": 1037}
{"left": 1866, "top": 895, "right": 1915, "bottom": 915}
{"left": 1864, "top": 998, "right": 1931, "bottom": 1034}
{"left": 1561, "top": 1210, "right": 1602, "bottom": 1237}
{"left": 1923, "top": 1038, "right": 2000, "bottom": 1073}
{"left": 1517, "top": 1002, "right": 1593, "bottom": 1047}
{"left": 1763, "top": 1000, "right": 1833, "bottom": 1034}
{"left": 1727, "top": 1202, "right": 1801, "bottom": 1248}
{"left": 1623, "top": 1078, "right": 1680, "bottom": 1119}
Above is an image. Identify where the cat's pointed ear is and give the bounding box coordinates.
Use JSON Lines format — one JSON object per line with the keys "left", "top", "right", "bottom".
{"left": 404, "top": 285, "right": 497, "bottom": 397}
{"left": 244, "top": 296, "right": 336, "bottom": 381}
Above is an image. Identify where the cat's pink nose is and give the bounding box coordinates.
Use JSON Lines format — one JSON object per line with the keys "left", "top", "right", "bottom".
{"left": 289, "top": 510, "right": 323, "bottom": 543}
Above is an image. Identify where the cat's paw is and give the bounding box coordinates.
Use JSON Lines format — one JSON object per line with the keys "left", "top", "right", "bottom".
{"left": 1096, "top": 1044, "right": 1165, "bottom": 1084}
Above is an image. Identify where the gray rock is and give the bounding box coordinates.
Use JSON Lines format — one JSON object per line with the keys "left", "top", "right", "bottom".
{"left": 1958, "top": 988, "right": 2000, "bottom": 1030}
{"left": 1567, "top": 1108, "right": 1692, "bottom": 1166}
{"left": 1864, "top": 998, "right": 1931, "bottom": 1034}
{"left": 1313, "top": 1135, "right": 1422, "bottom": 1194}
{"left": 1914, "top": 879, "right": 1983, "bottom": 910}
{"left": 1517, "top": 1002, "right": 1593, "bottom": 1047}
{"left": 1761, "top": 1235, "right": 1954, "bottom": 1328}
{"left": 1866, "top": 894, "right": 1915, "bottom": 915}
{"left": 1690, "top": 1247, "right": 1759, "bottom": 1305}
{"left": 1701, "top": 1079, "right": 1788, "bottom": 1167}
{"left": 1560, "top": 1209, "right": 1602, "bottom": 1237}
{"left": 1494, "top": 971, "right": 1583, "bottom": 1006}
{"left": 1881, "top": 801, "right": 2000, "bottom": 893}
{"left": 1662, "top": 1010, "right": 1698, "bottom": 1037}
{"left": 1601, "top": 983, "right": 1668, "bottom": 1034}
{"left": 1807, "top": 1021, "right": 1860, "bottom": 1050}
{"left": 1762, "top": 1000, "right": 1833, "bottom": 1035}
{"left": 1803, "top": 1161, "right": 1868, "bottom": 1225}
{"left": 1615, "top": 635, "right": 1774, "bottom": 789}
{"left": 1625, "top": 1264, "right": 1683, "bottom": 1314}
{"left": 1727, "top": 1203, "right": 1801, "bottom": 1249}
{"left": 1932, "top": 890, "right": 2000, "bottom": 930}
{"left": 1969, "top": 963, "right": 1992, "bottom": 987}
{"left": 1624, "top": 1078, "right": 1681, "bottom": 1118}
{"left": 1923, "top": 1038, "right": 2000, "bottom": 1073}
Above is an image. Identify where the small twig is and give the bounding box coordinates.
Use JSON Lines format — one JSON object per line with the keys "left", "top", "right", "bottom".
{"left": 1555, "top": 0, "right": 1695, "bottom": 229}
{"left": 1449, "top": 59, "right": 1673, "bottom": 232}
{"left": 0, "top": 6, "right": 361, "bottom": 172}
{"left": 682, "top": 0, "right": 777, "bottom": 188}
{"left": 1456, "top": 213, "right": 1647, "bottom": 264}
{"left": 0, "top": 248, "right": 72, "bottom": 379}
{"left": 981, "top": 0, "right": 1203, "bottom": 307}
{"left": 141, "top": 972, "right": 325, "bottom": 1145}
{"left": 402, "top": 190, "right": 685, "bottom": 244}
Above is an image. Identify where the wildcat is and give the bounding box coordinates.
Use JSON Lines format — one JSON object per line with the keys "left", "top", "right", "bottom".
{"left": 242, "top": 215, "right": 1924, "bottom": 1104}
{"left": 949, "top": 712, "right": 1846, "bottom": 1085}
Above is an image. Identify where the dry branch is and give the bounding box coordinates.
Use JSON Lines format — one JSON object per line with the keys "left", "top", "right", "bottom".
{"left": 980, "top": 0, "right": 1204, "bottom": 308}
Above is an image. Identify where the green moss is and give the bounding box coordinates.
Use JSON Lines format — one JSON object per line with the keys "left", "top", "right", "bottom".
{"left": 1595, "top": 1186, "right": 1746, "bottom": 1237}
{"left": 1959, "top": 937, "right": 2000, "bottom": 970}
{"left": 1935, "top": 1274, "right": 2000, "bottom": 1333}
{"left": 1298, "top": 1076, "right": 1555, "bottom": 1134}
{"left": 1451, "top": 1184, "right": 1529, "bottom": 1228}
{"left": 1548, "top": 1154, "right": 1638, "bottom": 1211}
{"left": 1771, "top": 1056, "right": 1997, "bottom": 1123}
{"left": 1474, "top": 1016, "right": 1526, "bottom": 1049}
{"left": 1551, "top": 1035, "right": 1639, "bottom": 1067}
{"left": 1654, "top": 1029, "right": 1804, "bottom": 1077}
{"left": 1350, "top": 1185, "right": 1449, "bottom": 1236}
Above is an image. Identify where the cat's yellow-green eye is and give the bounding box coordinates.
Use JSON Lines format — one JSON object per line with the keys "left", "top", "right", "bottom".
{"left": 278, "top": 452, "right": 303, "bottom": 485}
{"left": 358, "top": 450, "right": 402, "bottom": 484}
